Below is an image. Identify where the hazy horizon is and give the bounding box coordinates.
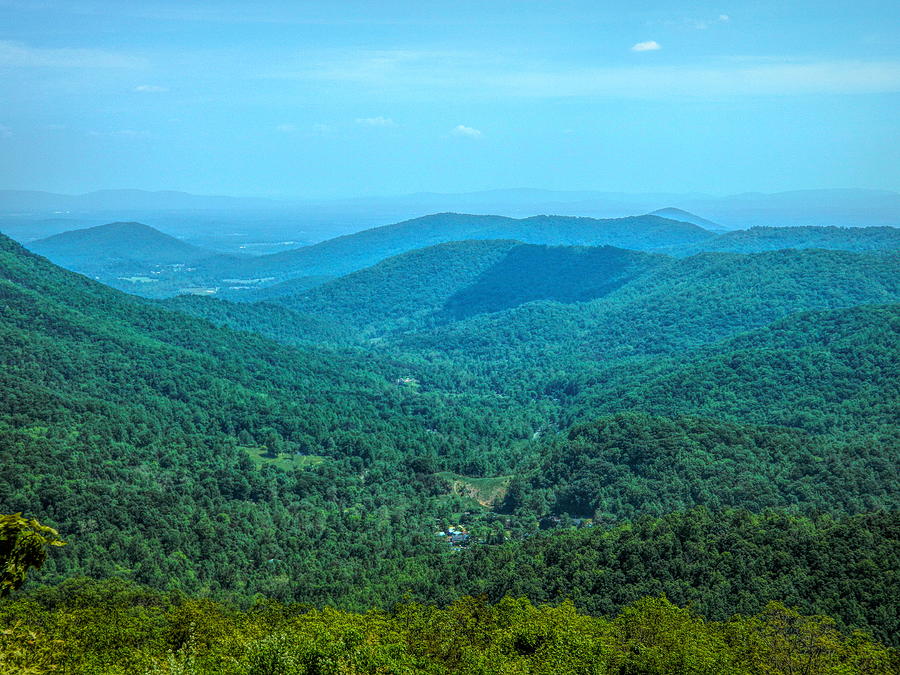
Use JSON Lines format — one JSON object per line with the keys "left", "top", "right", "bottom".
{"left": 3, "top": 185, "right": 900, "bottom": 203}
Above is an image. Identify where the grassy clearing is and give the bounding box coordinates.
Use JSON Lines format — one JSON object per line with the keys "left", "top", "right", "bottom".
{"left": 435, "top": 472, "right": 512, "bottom": 508}
{"left": 240, "top": 446, "right": 326, "bottom": 471}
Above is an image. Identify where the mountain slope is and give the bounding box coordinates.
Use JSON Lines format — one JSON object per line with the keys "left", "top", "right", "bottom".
{"left": 570, "top": 303, "right": 900, "bottom": 434}
{"left": 0, "top": 232, "right": 543, "bottom": 598}
{"left": 275, "top": 240, "right": 521, "bottom": 333}
{"left": 2, "top": 229, "right": 899, "bottom": 641}
{"left": 666, "top": 225, "right": 900, "bottom": 256}
{"left": 159, "top": 295, "right": 359, "bottom": 345}
{"left": 28, "top": 221, "right": 221, "bottom": 266}
{"left": 0, "top": 231, "right": 530, "bottom": 465}
{"left": 26, "top": 221, "right": 240, "bottom": 298}
{"left": 220, "top": 212, "right": 714, "bottom": 283}
{"left": 509, "top": 411, "right": 899, "bottom": 520}
{"left": 399, "top": 249, "right": 900, "bottom": 367}
{"left": 649, "top": 207, "right": 724, "bottom": 231}
{"left": 277, "top": 241, "right": 668, "bottom": 334}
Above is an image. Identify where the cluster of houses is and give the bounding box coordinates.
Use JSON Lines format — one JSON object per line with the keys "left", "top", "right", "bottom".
{"left": 539, "top": 515, "right": 594, "bottom": 530}
{"left": 435, "top": 525, "right": 471, "bottom": 550}
{"left": 433, "top": 516, "right": 594, "bottom": 553}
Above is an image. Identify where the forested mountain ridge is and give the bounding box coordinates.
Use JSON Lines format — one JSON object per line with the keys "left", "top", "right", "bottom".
{"left": 276, "top": 240, "right": 522, "bottom": 333}
{"left": 20, "top": 214, "right": 899, "bottom": 305}
{"left": 0, "top": 232, "right": 544, "bottom": 469}
{"left": 25, "top": 221, "right": 238, "bottom": 299}
{"left": 28, "top": 221, "right": 229, "bottom": 267}
{"left": 396, "top": 248, "right": 900, "bottom": 367}
{"left": 203, "top": 212, "right": 714, "bottom": 296}
{"left": 663, "top": 224, "right": 900, "bottom": 256}
{"left": 264, "top": 243, "right": 900, "bottom": 345}
{"left": 20, "top": 213, "right": 711, "bottom": 299}
{"left": 276, "top": 241, "right": 668, "bottom": 335}
{"left": 0, "top": 231, "right": 556, "bottom": 600}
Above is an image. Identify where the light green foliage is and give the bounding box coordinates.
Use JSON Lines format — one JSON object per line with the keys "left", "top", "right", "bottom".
{"left": 0, "top": 514, "right": 65, "bottom": 596}
{"left": 0, "top": 582, "right": 896, "bottom": 674}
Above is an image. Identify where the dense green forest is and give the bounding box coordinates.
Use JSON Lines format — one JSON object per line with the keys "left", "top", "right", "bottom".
{"left": 3, "top": 221, "right": 899, "bottom": 671}
{"left": 280, "top": 243, "right": 668, "bottom": 334}
{"left": 159, "top": 295, "right": 360, "bottom": 346}
{"left": 665, "top": 225, "right": 900, "bottom": 256}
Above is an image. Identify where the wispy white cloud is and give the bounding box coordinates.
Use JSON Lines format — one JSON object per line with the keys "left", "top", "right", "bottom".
{"left": 0, "top": 124, "right": 12, "bottom": 138}
{"left": 0, "top": 40, "right": 144, "bottom": 68}
{"left": 451, "top": 124, "right": 482, "bottom": 139}
{"left": 494, "top": 61, "right": 900, "bottom": 97}
{"left": 355, "top": 116, "right": 396, "bottom": 127}
{"left": 631, "top": 41, "right": 661, "bottom": 52}
{"left": 87, "top": 129, "right": 149, "bottom": 138}
{"left": 687, "top": 14, "right": 730, "bottom": 30}
{"left": 264, "top": 49, "right": 484, "bottom": 88}
{"left": 275, "top": 123, "right": 297, "bottom": 133}
{"left": 311, "top": 123, "right": 332, "bottom": 135}
{"left": 134, "top": 84, "right": 167, "bottom": 93}
{"left": 260, "top": 48, "right": 900, "bottom": 98}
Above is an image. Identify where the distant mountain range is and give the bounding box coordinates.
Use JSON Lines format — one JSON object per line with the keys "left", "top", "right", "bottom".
{"left": 2, "top": 187, "right": 898, "bottom": 243}
{"left": 233, "top": 212, "right": 712, "bottom": 281}
{"left": 21, "top": 212, "right": 715, "bottom": 298}
{"left": 18, "top": 212, "right": 900, "bottom": 300}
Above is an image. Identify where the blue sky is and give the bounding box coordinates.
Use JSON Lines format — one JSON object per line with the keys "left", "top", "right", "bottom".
{"left": 1, "top": 0, "right": 899, "bottom": 197}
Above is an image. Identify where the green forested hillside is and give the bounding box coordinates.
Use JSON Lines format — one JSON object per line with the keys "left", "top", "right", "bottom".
{"left": 2, "top": 226, "right": 899, "bottom": 666}
{"left": 503, "top": 413, "right": 898, "bottom": 519}
{"left": 279, "top": 242, "right": 666, "bottom": 335}
{"left": 278, "top": 240, "right": 522, "bottom": 333}
{"left": 270, "top": 245, "right": 899, "bottom": 346}
{"left": 25, "top": 222, "right": 238, "bottom": 299}
{"left": 665, "top": 225, "right": 900, "bottom": 256}
{"left": 437, "top": 244, "right": 663, "bottom": 321}
{"left": 0, "top": 233, "right": 549, "bottom": 601}
{"left": 398, "top": 249, "right": 900, "bottom": 367}
{"left": 159, "top": 295, "right": 359, "bottom": 345}
{"left": 22, "top": 212, "right": 713, "bottom": 300}
{"left": 564, "top": 303, "right": 900, "bottom": 434}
